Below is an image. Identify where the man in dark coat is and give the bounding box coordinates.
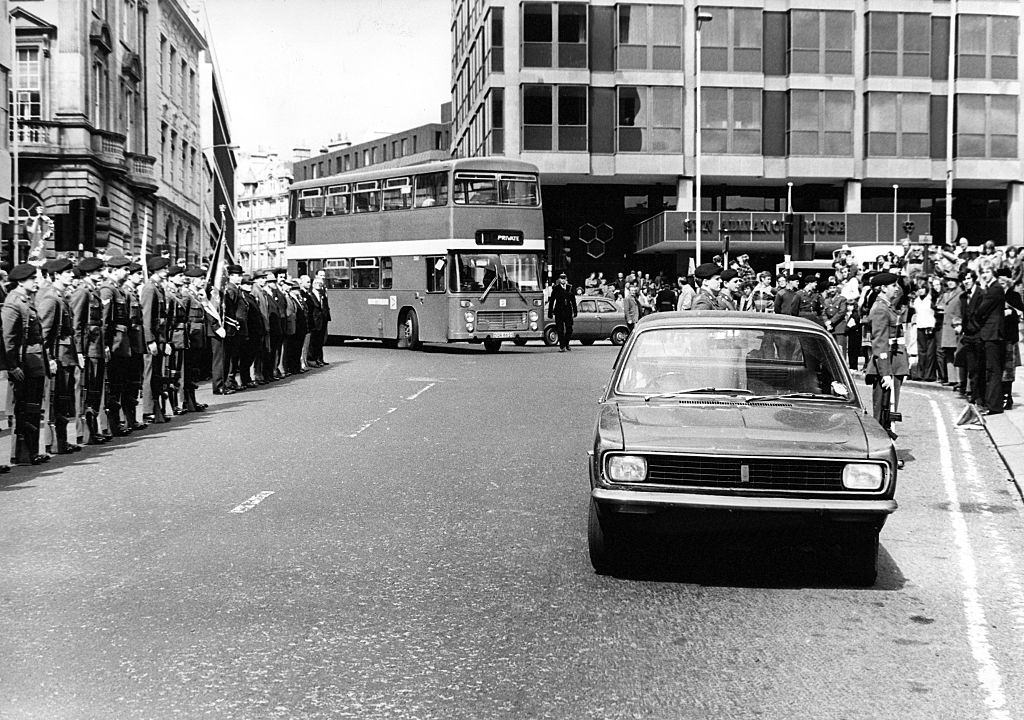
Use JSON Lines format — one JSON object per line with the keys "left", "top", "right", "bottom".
{"left": 996, "top": 267, "right": 1023, "bottom": 409}
{"left": 211, "top": 264, "right": 243, "bottom": 395}
{"left": 3, "top": 264, "right": 50, "bottom": 464}
{"left": 122, "top": 263, "right": 148, "bottom": 431}
{"left": 966, "top": 264, "right": 1006, "bottom": 415}
{"left": 313, "top": 269, "right": 331, "bottom": 365}
{"left": 140, "top": 256, "right": 170, "bottom": 423}
{"left": 37, "top": 259, "right": 81, "bottom": 454}
{"left": 547, "top": 273, "right": 577, "bottom": 352}
{"left": 865, "top": 272, "right": 903, "bottom": 438}
{"left": 70, "top": 257, "right": 109, "bottom": 443}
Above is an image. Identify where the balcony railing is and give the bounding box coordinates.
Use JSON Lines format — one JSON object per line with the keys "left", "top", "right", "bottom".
{"left": 126, "top": 152, "right": 157, "bottom": 188}
{"left": 92, "top": 131, "right": 126, "bottom": 164}
{"left": 10, "top": 120, "right": 59, "bottom": 148}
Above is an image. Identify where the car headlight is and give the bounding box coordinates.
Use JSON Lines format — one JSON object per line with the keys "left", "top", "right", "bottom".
{"left": 529, "top": 310, "right": 539, "bottom": 321}
{"left": 530, "top": 322, "right": 538, "bottom": 330}
{"left": 607, "top": 455, "right": 647, "bottom": 483}
{"left": 466, "top": 323, "right": 474, "bottom": 332}
{"left": 464, "top": 311, "right": 475, "bottom": 322}
{"left": 842, "top": 463, "right": 884, "bottom": 490}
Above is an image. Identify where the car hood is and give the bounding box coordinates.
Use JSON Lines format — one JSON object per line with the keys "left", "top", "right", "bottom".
{"left": 615, "top": 401, "right": 872, "bottom": 458}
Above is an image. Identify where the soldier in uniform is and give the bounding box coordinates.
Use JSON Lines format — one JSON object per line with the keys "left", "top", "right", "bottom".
{"left": 70, "top": 257, "right": 109, "bottom": 444}
{"left": 183, "top": 267, "right": 209, "bottom": 412}
{"left": 100, "top": 255, "right": 132, "bottom": 435}
{"left": 865, "top": 272, "right": 907, "bottom": 439}
{"left": 3, "top": 264, "right": 50, "bottom": 465}
{"left": 37, "top": 259, "right": 81, "bottom": 454}
{"left": 546, "top": 272, "right": 578, "bottom": 352}
{"left": 690, "top": 263, "right": 725, "bottom": 311}
{"left": 718, "top": 268, "right": 741, "bottom": 311}
{"left": 140, "top": 256, "right": 170, "bottom": 423}
{"left": 122, "top": 262, "right": 148, "bottom": 431}
{"left": 164, "top": 266, "right": 190, "bottom": 414}
{"left": 238, "top": 274, "right": 262, "bottom": 387}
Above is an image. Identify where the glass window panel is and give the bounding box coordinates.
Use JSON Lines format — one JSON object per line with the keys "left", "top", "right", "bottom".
{"left": 903, "top": 14, "right": 930, "bottom": 52}
{"left": 558, "top": 86, "right": 587, "bottom": 126}
{"left": 868, "top": 93, "right": 896, "bottom": 132}
{"left": 992, "top": 56, "right": 1018, "bottom": 80}
{"left": 652, "top": 6, "right": 681, "bottom": 46}
{"left": 991, "top": 135, "right": 1017, "bottom": 158}
{"left": 523, "top": 43, "right": 552, "bottom": 67}
{"left": 823, "top": 91, "right": 853, "bottom": 132}
{"left": 732, "top": 90, "right": 761, "bottom": 129}
{"left": 791, "top": 49, "right": 819, "bottom": 74}
{"left": 558, "top": 4, "right": 586, "bottom": 43}
{"left": 958, "top": 16, "right": 987, "bottom": 55}
{"left": 900, "top": 94, "right": 929, "bottom": 133}
{"left": 732, "top": 129, "right": 761, "bottom": 154}
{"left": 652, "top": 87, "right": 681, "bottom": 128}
{"left": 901, "top": 133, "right": 929, "bottom": 157}
{"left": 870, "top": 51, "right": 898, "bottom": 76}
{"left": 558, "top": 126, "right": 587, "bottom": 151}
{"left": 618, "top": 127, "right": 644, "bottom": 152}
{"left": 734, "top": 9, "right": 762, "bottom": 48}
{"left": 869, "top": 133, "right": 897, "bottom": 156}
{"left": 523, "top": 2, "right": 552, "bottom": 42}
{"left": 990, "top": 95, "right": 1017, "bottom": 135}
{"left": 701, "top": 48, "right": 728, "bottom": 72}
{"left": 702, "top": 129, "right": 728, "bottom": 153}
{"left": 618, "top": 45, "right": 647, "bottom": 69}
{"left": 957, "top": 95, "right": 986, "bottom": 134}
{"left": 618, "top": 5, "right": 646, "bottom": 45}
{"left": 824, "top": 12, "right": 853, "bottom": 51}
{"left": 869, "top": 13, "right": 897, "bottom": 51}
{"left": 790, "top": 130, "right": 819, "bottom": 154}
{"left": 823, "top": 132, "right": 852, "bottom": 155}
{"left": 523, "top": 125, "right": 552, "bottom": 150}
{"left": 992, "top": 17, "right": 1018, "bottom": 56}
{"left": 790, "top": 90, "right": 819, "bottom": 131}
{"left": 650, "top": 128, "right": 681, "bottom": 153}
{"left": 618, "top": 86, "right": 645, "bottom": 128}
{"left": 702, "top": 88, "right": 728, "bottom": 129}
{"left": 652, "top": 46, "right": 682, "bottom": 70}
{"left": 903, "top": 54, "right": 930, "bottom": 77}
{"left": 957, "top": 134, "right": 985, "bottom": 157}
{"left": 523, "top": 85, "right": 552, "bottom": 124}
{"left": 791, "top": 10, "right": 819, "bottom": 50}
{"left": 701, "top": 8, "right": 728, "bottom": 47}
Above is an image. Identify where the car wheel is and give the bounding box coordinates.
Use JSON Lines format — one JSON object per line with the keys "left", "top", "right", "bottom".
{"left": 543, "top": 325, "right": 559, "bottom": 346}
{"left": 841, "top": 528, "right": 879, "bottom": 587}
{"left": 483, "top": 339, "right": 502, "bottom": 353}
{"left": 580, "top": 338, "right": 595, "bottom": 346}
{"left": 512, "top": 338, "right": 528, "bottom": 346}
{"left": 610, "top": 327, "right": 629, "bottom": 346}
{"left": 399, "top": 310, "right": 421, "bottom": 350}
{"left": 588, "top": 500, "right": 621, "bottom": 574}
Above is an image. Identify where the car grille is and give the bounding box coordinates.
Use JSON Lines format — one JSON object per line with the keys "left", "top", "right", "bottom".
{"left": 643, "top": 454, "right": 847, "bottom": 491}
{"left": 476, "top": 311, "right": 527, "bottom": 331}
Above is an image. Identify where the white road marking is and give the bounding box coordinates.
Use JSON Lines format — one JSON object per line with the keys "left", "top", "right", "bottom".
{"left": 406, "top": 383, "right": 435, "bottom": 401}
{"left": 929, "top": 398, "right": 1011, "bottom": 720}
{"left": 348, "top": 408, "right": 399, "bottom": 438}
{"left": 229, "top": 491, "right": 275, "bottom": 514}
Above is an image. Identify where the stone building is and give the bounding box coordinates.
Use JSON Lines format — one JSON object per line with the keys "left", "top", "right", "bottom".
{"left": 235, "top": 150, "right": 298, "bottom": 272}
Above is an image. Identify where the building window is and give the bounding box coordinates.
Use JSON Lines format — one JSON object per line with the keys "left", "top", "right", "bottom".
{"left": 789, "top": 11, "right": 852, "bottom": 74}
{"left": 521, "top": 84, "right": 587, "bottom": 152}
{"left": 122, "top": 0, "right": 136, "bottom": 45}
{"left": 92, "top": 56, "right": 110, "bottom": 128}
{"left": 170, "top": 130, "right": 177, "bottom": 182}
{"left": 866, "top": 92, "right": 929, "bottom": 157}
{"left": 160, "top": 123, "right": 167, "bottom": 178}
{"left": 13, "top": 48, "right": 42, "bottom": 121}
{"left": 617, "top": 5, "right": 684, "bottom": 71}
{"left": 701, "top": 88, "right": 762, "bottom": 154}
{"left": 558, "top": 85, "right": 587, "bottom": 150}
{"left": 122, "top": 84, "right": 135, "bottom": 152}
{"left": 956, "top": 94, "right": 1018, "bottom": 158}
{"left": 523, "top": 2, "right": 553, "bottom": 67}
{"left": 557, "top": 3, "right": 586, "bottom": 68}
{"left": 522, "top": 84, "right": 552, "bottom": 150}
{"left": 491, "top": 87, "right": 504, "bottom": 154}
{"left": 788, "top": 90, "right": 853, "bottom": 155}
{"left": 491, "top": 7, "right": 504, "bottom": 72}
{"left": 701, "top": 7, "right": 762, "bottom": 73}
{"left": 618, "top": 86, "right": 683, "bottom": 153}
{"left": 958, "top": 15, "right": 1019, "bottom": 80}
{"left": 168, "top": 46, "right": 176, "bottom": 93}
{"left": 523, "top": 2, "right": 586, "bottom": 69}
{"left": 867, "top": 13, "right": 931, "bottom": 77}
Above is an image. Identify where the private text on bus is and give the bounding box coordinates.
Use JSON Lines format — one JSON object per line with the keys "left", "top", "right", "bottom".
{"left": 285, "top": 158, "right": 546, "bottom": 353}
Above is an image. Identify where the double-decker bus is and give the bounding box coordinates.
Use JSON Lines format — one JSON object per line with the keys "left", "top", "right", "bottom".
{"left": 286, "top": 157, "right": 545, "bottom": 352}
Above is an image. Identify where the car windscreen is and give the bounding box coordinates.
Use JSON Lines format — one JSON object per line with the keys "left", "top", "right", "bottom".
{"left": 454, "top": 253, "right": 541, "bottom": 292}
{"left": 615, "top": 326, "right": 852, "bottom": 399}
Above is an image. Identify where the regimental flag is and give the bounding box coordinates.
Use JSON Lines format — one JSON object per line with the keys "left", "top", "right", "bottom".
{"left": 203, "top": 227, "right": 228, "bottom": 338}
{"left": 26, "top": 209, "right": 53, "bottom": 263}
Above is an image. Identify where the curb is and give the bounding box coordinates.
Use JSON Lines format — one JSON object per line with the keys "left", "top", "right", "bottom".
{"left": 850, "top": 369, "right": 1024, "bottom": 503}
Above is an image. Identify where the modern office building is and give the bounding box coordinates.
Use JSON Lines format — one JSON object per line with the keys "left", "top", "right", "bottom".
{"left": 292, "top": 103, "right": 453, "bottom": 182}
{"left": 450, "top": 0, "right": 1023, "bottom": 275}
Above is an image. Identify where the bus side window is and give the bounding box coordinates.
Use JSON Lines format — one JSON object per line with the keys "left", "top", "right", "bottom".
{"left": 381, "top": 257, "right": 393, "bottom": 289}
{"left": 415, "top": 172, "right": 449, "bottom": 208}
{"left": 426, "top": 256, "right": 446, "bottom": 292}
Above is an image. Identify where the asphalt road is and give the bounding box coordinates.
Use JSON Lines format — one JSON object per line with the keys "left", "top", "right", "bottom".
{"left": 2, "top": 339, "right": 1024, "bottom": 719}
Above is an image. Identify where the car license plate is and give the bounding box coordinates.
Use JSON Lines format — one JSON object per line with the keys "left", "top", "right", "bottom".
{"left": 491, "top": 331, "right": 514, "bottom": 338}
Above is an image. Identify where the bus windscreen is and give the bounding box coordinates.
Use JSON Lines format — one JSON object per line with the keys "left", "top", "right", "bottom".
{"left": 455, "top": 253, "right": 542, "bottom": 293}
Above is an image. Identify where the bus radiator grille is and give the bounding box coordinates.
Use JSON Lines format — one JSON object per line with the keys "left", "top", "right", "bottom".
{"left": 476, "top": 311, "right": 528, "bottom": 331}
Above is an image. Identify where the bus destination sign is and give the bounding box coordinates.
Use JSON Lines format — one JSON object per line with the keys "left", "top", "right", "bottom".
{"left": 475, "top": 230, "right": 524, "bottom": 246}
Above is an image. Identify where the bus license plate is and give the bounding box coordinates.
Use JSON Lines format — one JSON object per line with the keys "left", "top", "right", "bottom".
{"left": 490, "top": 331, "right": 515, "bottom": 339}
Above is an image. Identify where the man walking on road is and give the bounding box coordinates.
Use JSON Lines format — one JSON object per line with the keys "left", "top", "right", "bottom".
{"left": 547, "top": 273, "right": 577, "bottom": 352}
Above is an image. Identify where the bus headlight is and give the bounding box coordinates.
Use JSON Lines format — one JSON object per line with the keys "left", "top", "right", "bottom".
{"left": 464, "top": 311, "right": 475, "bottom": 322}
{"left": 466, "top": 323, "right": 474, "bottom": 332}
{"left": 530, "top": 322, "right": 538, "bottom": 330}
{"left": 529, "top": 310, "right": 539, "bottom": 322}
{"left": 607, "top": 455, "right": 647, "bottom": 482}
{"left": 842, "top": 464, "right": 884, "bottom": 490}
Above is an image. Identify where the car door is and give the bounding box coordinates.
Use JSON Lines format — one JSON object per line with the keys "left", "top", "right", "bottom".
{"left": 596, "top": 299, "right": 620, "bottom": 336}
{"left": 575, "top": 299, "right": 598, "bottom": 337}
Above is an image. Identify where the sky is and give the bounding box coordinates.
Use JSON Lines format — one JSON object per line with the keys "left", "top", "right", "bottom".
{"left": 202, "top": 0, "right": 451, "bottom": 154}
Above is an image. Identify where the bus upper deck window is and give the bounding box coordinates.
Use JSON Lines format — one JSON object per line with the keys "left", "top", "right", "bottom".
{"left": 415, "top": 172, "right": 449, "bottom": 207}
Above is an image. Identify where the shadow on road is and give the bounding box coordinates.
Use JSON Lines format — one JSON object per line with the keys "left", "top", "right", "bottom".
{"left": 605, "top": 530, "right": 906, "bottom": 591}
{"left": 327, "top": 339, "right": 561, "bottom": 355}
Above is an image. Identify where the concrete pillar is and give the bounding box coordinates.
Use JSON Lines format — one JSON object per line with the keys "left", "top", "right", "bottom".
{"left": 1008, "top": 182, "right": 1024, "bottom": 246}
{"left": 676, "top": 176, "right": 694, "bottom": 211}
{"left": 844, "top": 179, "right": 862, "bottom": 213}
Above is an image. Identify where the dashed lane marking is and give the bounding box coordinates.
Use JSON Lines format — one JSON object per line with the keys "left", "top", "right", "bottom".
{"left": 348, "top": 408, "right": 399, "bottom": 438}
{"left": 229, "top": 491, "right": 275, "bottom": 514}
{"left": 929, "top": 397, "right": 1011, "bottom": 720}
{"left": 406, "top": 383, "right": 436, "bottom": 401}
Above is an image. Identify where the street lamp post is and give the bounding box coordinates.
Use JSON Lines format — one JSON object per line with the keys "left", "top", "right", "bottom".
{"left": 892, "top": 184, "right": 899, "bottom": 248}
{"left": 694, "top": 9, "right": 713, "bottom": 267}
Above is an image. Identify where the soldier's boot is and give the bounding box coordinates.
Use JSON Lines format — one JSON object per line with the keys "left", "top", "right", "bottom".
{"left": 182, "top": 386, "right": 198, "bottom": 413}
{"left": 125, "top": 403, "right": 146, "bottom": 431}
{"left": 170, "top": 387, "right": 183, "bottom": 415}
{"left": 85, "top": 411, "right": 102, "bottom": 445}
{"left": 189, "top": 381, "right": 208, "bottom": 411}
{"left": 1004, "top": 381, "right": 1014, "bottom": 410}
{"left": 23, "top": 409, "right": 46, "bottom": 463}
{"left": 107, "top": 406, "right": 127, "bottom": 437}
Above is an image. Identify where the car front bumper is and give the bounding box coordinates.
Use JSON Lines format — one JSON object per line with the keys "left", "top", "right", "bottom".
{"left": 592, "top": 487, "right": 897, "bottom": 516}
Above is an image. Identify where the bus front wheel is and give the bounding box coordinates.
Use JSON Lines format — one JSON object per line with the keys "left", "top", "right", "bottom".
{"left": 483, "top": 339, "right": 502, "bottom": 353}
{"left": 399, "top": 310, "right": 421, "bottom": 350}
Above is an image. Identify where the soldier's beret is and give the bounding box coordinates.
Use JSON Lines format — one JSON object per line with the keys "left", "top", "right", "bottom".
{"left": 127, "top": 263, "right": 143, "bottom": 274}
{"left": 166, "top": 265, "right": 184, "bottom": 277}
{"left": 870, "top": 272, "right": 899, "bottom": 287}
{"left": 106, "top": 254, "right": 130, "bottom": 268}
{"left": 720, "top": 268, "right": 739, "bottom": 282}
{"left": 147, "top": 256, "right": 170, "bottom": 272}
{"left": 43, "top": 258, "right": 73, "bottom": 274}
{"left": 786, "top": 273, "right": 801, "bottom": 282}
{"left": 227, "top": 264, "right": 244, "bottom": 275}
{"left": 184, "top": 267, "right": 205, "bottom": 278}
{"left": 78, "top": 257, "right": 105, "bottom": 273}
{"left": 694, "top": 262, "right": 723, "bottom": 280}
{"left": 9, "top": 263, "right": 38, "bottom": 282}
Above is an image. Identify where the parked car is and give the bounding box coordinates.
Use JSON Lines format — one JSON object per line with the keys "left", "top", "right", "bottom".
{"left": 588, "top": 311, "right": 898, "bottom": 585}
{"left": 535, "top": 296, "right": 630, "bottom": 346}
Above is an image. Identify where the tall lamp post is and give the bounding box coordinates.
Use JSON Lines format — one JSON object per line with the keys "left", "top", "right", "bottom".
{"left": 694, "top": 9, "right": 713, "bottom": 266}
{"left": 892, "top": 184, "right": 899, "bottom": 248}
{"left": 200, "top": 143, "right": 239, "bottom": 264}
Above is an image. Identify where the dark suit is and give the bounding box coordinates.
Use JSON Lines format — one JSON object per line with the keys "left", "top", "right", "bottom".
{"left": 140, "top": 279, "right": 168, "bottom": 420}
{"left": 547, "top": 283, "right": 577, "bottom": 350}
{"left": 967, "top": 281, "right": 1005, "bottom": 413}
{"left": 70, "top": 280, "right": 106, "bottom": 435}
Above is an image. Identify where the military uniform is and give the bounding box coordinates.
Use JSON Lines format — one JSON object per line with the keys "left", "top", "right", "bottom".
{"left": 140, "top": 265, "right": 169, "bottom": 423}
{"left": 3, "top": 267, "right": 50, "bottom": 464}
{"left": 865, "top": 283, "right": 908, "bottom": 437}
{"left": 691, "top": 289, "right": 723, "bottom": 311}
{"left": 183, "top": 270, "right": 209, "bottom": 411}
{"left": 165, "top": 280, "right": 190, "bottom": 413}
{"left": 70, "top": 262, "right": 108, "bottom": 443}
{"left": 100, "top": 277, "right": 132, "bottom": 434}
{"left": 37, "top": 268, "right": 80, "bottom": 454}
{"left": 123, "top": 271, "right": 147, "bottom": 429}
